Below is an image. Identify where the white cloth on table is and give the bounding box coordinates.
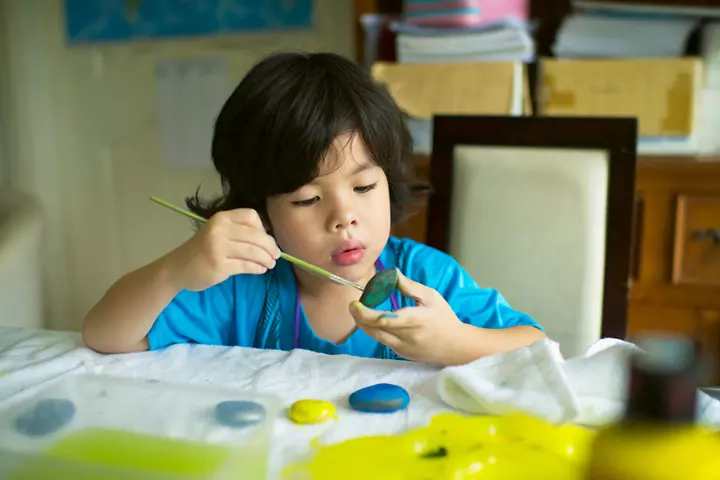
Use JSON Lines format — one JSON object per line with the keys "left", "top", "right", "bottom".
{"left": 437, "top": 337, "right": 720, "bottom": 427}
{"left": 0, "top": 327, "right": 446, "bottom": 478}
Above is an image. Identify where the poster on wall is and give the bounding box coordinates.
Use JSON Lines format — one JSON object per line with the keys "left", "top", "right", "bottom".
{"left": 63, "top": 0, "right": 314, "bottom": 44}
{"left": 155, "top": 57, "right": 229, "bottom": 168}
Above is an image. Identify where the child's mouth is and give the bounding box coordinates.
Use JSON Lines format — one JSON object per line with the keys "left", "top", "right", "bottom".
{"left": 332, "top": 240, "right": 366, "bottom": 266}
{"left": 332, "top": 248, "right": 365, "bottom": 266}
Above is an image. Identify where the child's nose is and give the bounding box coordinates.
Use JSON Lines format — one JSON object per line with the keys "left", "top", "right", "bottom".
{"left": 333, "top": 212, "right": 358, "bottom": 231}
{"left": 330, "top": 201, "right": 358, "bottom": 231}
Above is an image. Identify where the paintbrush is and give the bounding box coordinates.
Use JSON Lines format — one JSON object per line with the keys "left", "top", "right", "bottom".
{"left": 149, "top": 196, "right": 364, "bottom": 292}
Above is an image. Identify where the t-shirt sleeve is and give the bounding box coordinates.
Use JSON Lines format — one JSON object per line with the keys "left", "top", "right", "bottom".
{"left": 146, "top": 274, "right": 265, "bottom": 350}
{"left": 398, "top": 239, "right": 543, "bottom": 331}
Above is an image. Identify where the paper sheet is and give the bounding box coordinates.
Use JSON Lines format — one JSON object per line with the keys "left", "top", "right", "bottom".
{"left": 698, "top": 88, "right": 720, "bottom": 155}
{"left": 155, "top": 57, "right": 229, "bottom": 168}
{"left": 554, "top": 13, "right": 699, "bottom": 58}
{"left": 703, "top": 22, "right": 720, "bottom": 88}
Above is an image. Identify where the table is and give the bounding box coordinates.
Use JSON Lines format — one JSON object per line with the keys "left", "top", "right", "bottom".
{"left": 3, "top": 326, "right": 719, "bottom": 479}
{"left": 0, "top": 326, "right": 454, "bottom": 478}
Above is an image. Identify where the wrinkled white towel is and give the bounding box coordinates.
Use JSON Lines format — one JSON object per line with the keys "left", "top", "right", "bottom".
{"left": 437, "top": 337, "right": 720, "bottom": 427}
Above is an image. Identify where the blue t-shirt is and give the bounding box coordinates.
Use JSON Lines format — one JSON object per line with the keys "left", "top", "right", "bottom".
{"left": 147, "top": 236, "right": 542, "bottom": 358}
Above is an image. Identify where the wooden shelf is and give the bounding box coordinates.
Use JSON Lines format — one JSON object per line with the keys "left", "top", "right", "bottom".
{"left": 638, "top": 155, "right": 720, "bottom": 165}
{"left": 357, "top": 0, "right": 720, "bottom": 383}
{"left": 638, "top": 157, "right": 720, "bottom": 189}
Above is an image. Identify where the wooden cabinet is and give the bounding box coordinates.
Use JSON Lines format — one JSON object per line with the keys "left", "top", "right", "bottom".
{"left": 393, "top": 156, "right": 720, "bottom": 383}
{"left": 631, "top": 158, "right": 720, "bottom": 383}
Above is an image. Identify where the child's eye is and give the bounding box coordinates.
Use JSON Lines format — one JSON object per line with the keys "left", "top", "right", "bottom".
{"left": 292, "top": 196, "right": 319, "bottom": 207}
{"left": 354, "top": 183, "right": 377, "bottom": 193}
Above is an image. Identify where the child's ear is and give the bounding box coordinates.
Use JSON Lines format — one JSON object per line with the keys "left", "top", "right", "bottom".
{"left": 259, "top": 212, "right": 273, "bottom": 234}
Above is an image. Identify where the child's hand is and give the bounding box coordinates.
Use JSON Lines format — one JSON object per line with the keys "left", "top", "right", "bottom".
{"left": 165, "top": 209, "right": 281, "bottom": 292}
{"left": 348, "top": 272, "right": 467, "bottom": 365}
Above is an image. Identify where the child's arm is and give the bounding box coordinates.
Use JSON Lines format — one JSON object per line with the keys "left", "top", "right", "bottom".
{"left": 82, "top": 255, "right": 182, "bottom": 353}
{"left": 82, "top": 209, "right": 280, "bottom": 354}
{"left": 440, "top": 324, "right": 545, "bottom": 365}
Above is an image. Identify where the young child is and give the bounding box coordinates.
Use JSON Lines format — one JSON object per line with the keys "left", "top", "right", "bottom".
{"left": 82, "top": 52, "right": 545, "bottom": 366}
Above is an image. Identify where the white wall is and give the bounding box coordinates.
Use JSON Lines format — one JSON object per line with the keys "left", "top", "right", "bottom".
{"left": 0, "top": 1, "right": 9, "bottom": 187}
{"left": 0, "top": 0, "right": 354, "bottom": 332}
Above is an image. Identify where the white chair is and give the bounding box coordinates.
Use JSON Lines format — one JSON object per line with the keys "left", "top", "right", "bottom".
{"left": 426, "top": 115, "right": 637, "bottom": 357}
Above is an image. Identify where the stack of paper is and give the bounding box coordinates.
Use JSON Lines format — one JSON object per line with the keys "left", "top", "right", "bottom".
{"left": 699, "top": 22, "right": 720, "bottom": 155}
{"left": 574, "top": 1, "right": 720, "bottom": 19}
{"left": 394, "top": 20, "right": 535, "bottom": 64}
{"left": 549, "top": 3, "right": 712, "bottom": 156}
{"left": 704, "top": 22, "right": 720, "bottom": 88}
{"left": 553, "top": 13, "right": 699, "bottom": 58}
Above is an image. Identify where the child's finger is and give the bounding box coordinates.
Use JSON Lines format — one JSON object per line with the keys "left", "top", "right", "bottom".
{"left": 220, "top": 208, "right": 265, "bottom": 229}
{"left": 349, "top": 302, "right": 420, "bottom": 330}
{"left": 374, "top": 311, "right": 422, "bottom": 330}
{"left": 348, "top": 301, "right": 386, "bottom": 327}
{"left": 396, "top": 271, "right": 437, "bottom": 305}
{"left": 356, "top": 324, "right": 402, "bottom": 350}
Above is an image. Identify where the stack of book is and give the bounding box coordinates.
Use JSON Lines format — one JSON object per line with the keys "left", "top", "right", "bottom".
{"left": 390, "top": 0, "right": 534, "bottom": 64}
{"left": 553, "top": 12, "right": 698, "bottom": 58}
{"left": 393, "top": 19, "right": 534, "bottom": 64}
{"left": 540, "top": 0, "right": 720, "bottom": 155}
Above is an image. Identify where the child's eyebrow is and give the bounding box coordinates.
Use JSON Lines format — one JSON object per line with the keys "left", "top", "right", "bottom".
{"left": 308, "top": 161, "right": 376, "bottom": 186}
{"left": 350, "top": 162, "right": 374, "bottom": 176}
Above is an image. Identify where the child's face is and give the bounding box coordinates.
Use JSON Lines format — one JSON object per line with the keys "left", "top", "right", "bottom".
{"left": 266, "top": 132, "right": 392, "bottom": 286}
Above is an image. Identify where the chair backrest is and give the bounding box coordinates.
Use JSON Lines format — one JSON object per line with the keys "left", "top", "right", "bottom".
{"left": 426, "top": 116, "right": 637, "bottom": 357}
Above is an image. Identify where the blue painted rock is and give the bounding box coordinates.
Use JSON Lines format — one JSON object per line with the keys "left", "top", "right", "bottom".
{"left": 359, "top": 269, "right": 399, "bottom": 308}
{"left": 348, "top": 383, "right": 410, "bottom": 413}
{"left": 214, "top": 400, "right": 266, "bottom": 428}
{"left": 14, "top": 398, "right": 76, "bottom": 437}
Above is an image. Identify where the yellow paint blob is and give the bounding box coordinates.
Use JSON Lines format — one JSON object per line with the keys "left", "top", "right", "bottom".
{"left": 7, "top": 427, "right": 262, "bottom": 479}
{"left": 288, "top": 400, "right": 337, "bottom": 425}
{"left": 586, "top": 422, "right": 720, "bottom": 479}
{"left": 283, "top": 413, "right": 598, "bottom": 480}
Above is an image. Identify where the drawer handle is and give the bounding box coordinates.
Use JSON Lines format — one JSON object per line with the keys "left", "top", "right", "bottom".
{"left": 691, "top": 229, "right": 720, "bottom": 245}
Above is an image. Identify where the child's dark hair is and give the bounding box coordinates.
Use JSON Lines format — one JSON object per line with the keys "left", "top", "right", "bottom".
{"left": 186, "top": 51, "right": 429, "bottom": 227}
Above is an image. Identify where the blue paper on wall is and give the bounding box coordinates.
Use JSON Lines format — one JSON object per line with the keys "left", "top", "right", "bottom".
{"left": 63, "top": 0, "right": 314, "bottom": 44}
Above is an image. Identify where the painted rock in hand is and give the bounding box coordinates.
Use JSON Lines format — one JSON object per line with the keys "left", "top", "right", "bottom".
{"left": 348, "top": 383, "right": 410, "bottom": 413}
{"left": 359, "top": 268, "right": 399, "bottom": 308}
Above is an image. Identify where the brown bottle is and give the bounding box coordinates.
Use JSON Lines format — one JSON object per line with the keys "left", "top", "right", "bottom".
{"left": 584, "top": 333, "right": 719, "bottom": 480}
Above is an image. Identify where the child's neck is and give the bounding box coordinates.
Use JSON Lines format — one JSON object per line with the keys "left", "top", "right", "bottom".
{"left": 294, "top": 266, "right": 376, "bottom": 344}
{"left": 293, "top": 266, "right": 376, "bottom": 301}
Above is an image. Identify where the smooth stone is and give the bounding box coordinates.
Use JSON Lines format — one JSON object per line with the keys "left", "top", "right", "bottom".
{"left": 360, "top": 268, "right": 399, "bottom": 308}
{"left": 288, "top": 399, "right": 337, "bottom": 425}
{"left": 348, "top": 383, "right": 410, "bottom": 413}
{"left": 214, "top": 400, "right": 266, "bottom": 428}
{"left": 14, "top": 398, "right": 76, "bottom": 437}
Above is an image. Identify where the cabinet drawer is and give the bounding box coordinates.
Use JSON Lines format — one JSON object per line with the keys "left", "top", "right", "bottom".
{"left": 628, "top": 304, "right": 720, "bottom": 385}
{"left": 672, "top": 194, "right": 720, "bottom": 287}
{"left": 628, "top": 304, "right": 699, "bottom": 338}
